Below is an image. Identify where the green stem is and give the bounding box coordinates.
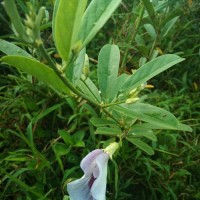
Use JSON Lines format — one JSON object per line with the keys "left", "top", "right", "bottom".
{"left": 102, "top": 100, "right": 125, "bottom": 108}
{"left": 148, "top": 27, "right": 161, "bottom": 60}
{"left": 102, "top": 108, "right": 120, "bottom": 124}
{"left": 37, "top": 39, "right": 100, "bottom": 107}
{"left": 37, "top": 39, "right": 122, "bottom": 124}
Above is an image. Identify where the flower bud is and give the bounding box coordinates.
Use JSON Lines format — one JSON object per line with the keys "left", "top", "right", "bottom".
{"left": 104, "top": 142, "right": 119, "bottom": 159}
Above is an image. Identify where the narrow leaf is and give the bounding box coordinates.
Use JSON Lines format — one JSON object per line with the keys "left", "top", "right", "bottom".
{"left": 2, "top": 169, "right": 47, "bottom": 198}
{"left": 127, "top": 137, "right": 154, "bottom": 155}
{"left": 141, "top": 0, "right": 158, "bottom": 28}
{"left": 73, "top": 48, "right": 86, "bottom": 83}
{"left": 1, "top": 56, "right": 70, "bottom": 94}
{"left": 112, "top": 103, "right": 180, "bottom": 129}
{"left": 128, "top": 128, "right": 157, "bottom": 141}
{"left": 53, "top": 0, "right": 87, "bottom": 60}
{"left": 95, "top": 127, "right": 121, "bottom": 136}
{"left": 65, "top": 48, "right": 86, "bottom": 82}
{"left": 0, "top": 39, "right": 31, "bottom": 57}
{"left": 98, "top": 44, "right": 120, "bottom": 100}
{"left": 111, "top": 73, "right": 129, "bottom": 100}
{"left": 121, "top": 54, "right": 185, "bottom": 91}
{"left": 83, "top": 77, "right": 101, "bottom": 102}
{"left": 132, "top": 122, "right": 192, "bottom": 132}
{"left": 177, "top": 123, "right": 192, "bottom": 132}
{"left": 162, "top": 16, "right": 179, "bottom": 37}
{"left": 76, "top": 79, "right": 100, "bottom": 103}
{"left": 33, "top": 103, "right": 64, "bottom": 123}
{"left": 3, "top": 0, "right": 29, "bottom": 41}
{"left": 79, "top": 0, "right": 122, "bottom": 47}
{"left": 90, "top": 117, "right": 117, "bottom": 127}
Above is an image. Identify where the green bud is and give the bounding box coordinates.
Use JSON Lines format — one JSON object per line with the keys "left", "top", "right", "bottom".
{"left": 125, "top": 97, "right": 139, "bottom": 104}
{"left": 104, "top": 142, "right": 119, "bottom": 159}
{"left": 72, "top": 40, "right": 82, "bottom": 54}
{"left": 82, "top": 54, "right": 90, "bottom": 78}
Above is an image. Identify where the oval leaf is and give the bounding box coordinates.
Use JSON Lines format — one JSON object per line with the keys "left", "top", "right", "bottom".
{"left": 98, "top": 44, "right": 120, "bottom": 100}
{"left": 144, "top": 23, "right": 157, "bottom": 40}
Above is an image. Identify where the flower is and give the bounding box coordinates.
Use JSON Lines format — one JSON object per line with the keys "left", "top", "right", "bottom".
{"left": 67, "top": 149, "right": 109, "bottom": 200}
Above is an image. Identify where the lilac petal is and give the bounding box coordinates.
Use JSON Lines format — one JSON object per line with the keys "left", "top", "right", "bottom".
{"left": 67, "top": 175, "right": 92, "bottom": 200}
{"left": 81, "top": 149, "right": 103, "bottom": 176}
{"left": 91, "top": 152, "right": 109, "bottom": 200}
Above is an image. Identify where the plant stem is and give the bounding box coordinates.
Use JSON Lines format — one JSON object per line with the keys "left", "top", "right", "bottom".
{"left": 102, "top": 100, "right": 125, "bottom": 108}
{"left": 102, "top": 108, "right": 120, "bottom": 124}
{"left": 37, "top": 39, "right": 121, "bottom": 124}
{"left": 37, "top": 39, "right": 100, "bottom": 107}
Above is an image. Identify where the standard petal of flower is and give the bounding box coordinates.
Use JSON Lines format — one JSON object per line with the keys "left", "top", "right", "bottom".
{"left": 67, "top": 175, "right": 92, "bottom": 200}
{"left": 81, "top": 149, "right": 103, "bottom": 176}
{"left": 91, "top": 152, "right": 109, "bottom": 200}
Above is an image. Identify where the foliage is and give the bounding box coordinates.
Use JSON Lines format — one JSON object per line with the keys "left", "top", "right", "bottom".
{"left": 0, "top": 0, "right": 199, "bottom": 199}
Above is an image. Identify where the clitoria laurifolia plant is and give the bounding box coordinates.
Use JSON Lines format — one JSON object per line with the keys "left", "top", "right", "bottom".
{"left": 0, "top": 0, "right": 192, "bottom": 199}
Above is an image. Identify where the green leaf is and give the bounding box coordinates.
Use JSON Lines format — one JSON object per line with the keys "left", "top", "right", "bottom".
{"left": 141, "top": 0, "right": 158, "bottom": 28}
{"left": 79, "top": 0, "right": 122, "bottom": 47}
{"left": 2, "top": 169, "right": 47, "bottom": 199}
{"left": 33, "top": 103, "right": 64, "bottom": 123}
{"left": 142, "top": 0, "right": 155, "bottom": 17}
{"left": 144, "top": 23, "right": 157, "bottom": 40}
{"left": 53, "top": 0, "right": 87, "bottom": 60}
{"left": 90, "top": 117, "right": 117, "bottom": 127}
{"left": 65, "top": 48, "right": 86, "bottom": 82}
{"left": 72, "top": 130, "right": 85, "bottom": 147}
{"left": 121, "top": 54, "right": 185, "bottom": 91}
{"left": 112, "top": 103, "right": 180, "bottom": 129}
{"left": 162, "top": 16, "right": 179, "bottom": 37}
{"left": 98, "top": 44, "right": 120, "bottom": 100}
{"left": 76, "top": 79, "right": 100, "bottom": 103}
{"left": 111, "top": 73, "right": 129, "bottom": 100}
{"left": 58, "top": 130, "right": 73, "bottom": 145}
{"left": 73, "top": 48, "right": 86, "bottom": 83}
{"left": 177, "top": 123, "right": 192, "bottom": 132}
{"left": 53, "top": 142, "right": 69, "bottom": 156}
{"left": 72, "top": 131, "right": 85, "bottom": 142}
{"left": 5, "top": 155, "right": 29, "bottom": 162}
{"left": 0, "top": 39, "right": 32, "bottom": 57}
{"left": 128, "top": 128, "right": 157, "bottom": 141}
{"left": 95, "top": 127, "right": 121, "bottom": 136}
{"left": 52, "top": 142, "right": 70, "bottom": 172}
{"left": 3, "top": 0, "right": 29, "bottom": 42}
{"left": 127, "top": 137, "right": 154, "bottom": 155}
{"left": 83, "top": 77, "right": 101, "bottom": 102}
{"left": 132, "top": 122, "right": 192, "bottom": 132}
{"left": 1, "top": 56, "right": 70, "bottom": 94}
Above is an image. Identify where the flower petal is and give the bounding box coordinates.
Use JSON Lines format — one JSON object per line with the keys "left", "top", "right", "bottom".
{"left": 91, "top": 152, "right": 109, "bottom": 200}
{"left": 67, "top": 175, "right": 92, "bottom": 200}
{"left": 81, "top": 149, "right": 103, "bottom": 176}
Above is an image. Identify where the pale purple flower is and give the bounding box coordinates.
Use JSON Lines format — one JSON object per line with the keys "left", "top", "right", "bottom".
{"left": 67, "top": 149, "right": 109, "bottom": 200}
